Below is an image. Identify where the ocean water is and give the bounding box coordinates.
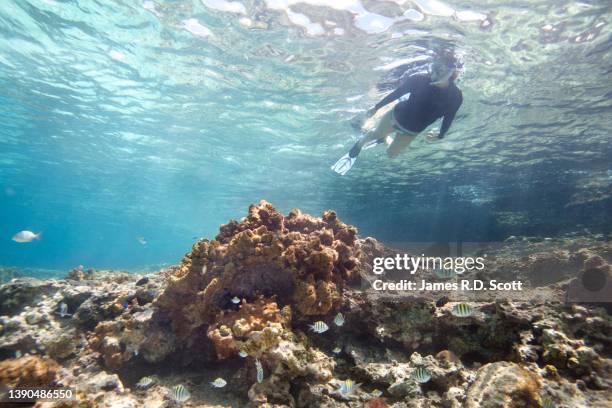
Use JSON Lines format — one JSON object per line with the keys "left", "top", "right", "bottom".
{"left": 0, "top": 0, "right": 610, "bottom": 272}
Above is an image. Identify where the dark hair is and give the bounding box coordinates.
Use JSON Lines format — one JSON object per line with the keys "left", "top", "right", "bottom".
{"left": 436, "top": 51, "right": 459, "bottom": 70}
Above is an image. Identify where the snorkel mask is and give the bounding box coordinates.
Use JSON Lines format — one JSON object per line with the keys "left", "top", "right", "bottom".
{"left": 429, "top": 60, "right": 456, "bottom": 86}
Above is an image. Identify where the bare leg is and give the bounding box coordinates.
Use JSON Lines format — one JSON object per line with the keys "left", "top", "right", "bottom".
{"left": 387, "top": 133, "right": 416, "bottom": 158}
{"left": 349, "top": 107, "right": 395, "bottom": 158}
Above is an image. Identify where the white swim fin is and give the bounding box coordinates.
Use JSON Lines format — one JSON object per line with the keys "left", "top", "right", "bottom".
{"left": 331, "top": 153, "right": 356, "bottom": 176}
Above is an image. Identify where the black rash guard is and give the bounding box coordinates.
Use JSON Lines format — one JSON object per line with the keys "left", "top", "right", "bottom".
{"left": 374, "top": 74, "right": 463, "bottom": 139}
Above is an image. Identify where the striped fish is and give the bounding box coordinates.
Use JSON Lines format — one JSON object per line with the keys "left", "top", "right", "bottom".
{"left": 371, "top": 388, "right": 383, "bottom": 397}
{"left": 412, "top": 366, "right": 431, "bottom": 383}
{"left": 332, "top": 346, "right": 342, "bottom": 354}
{"left": 255, "top": 359, "right": 264, "bottom": 383}
{"left": 238, "top": 350, "right": 248, "bottom": 358}
{"left": 338, "top": 379, "right": 360, "bottom": 395}
{"left": 309, "top": 321, "right": 329, "bottom": 334}
{"left": 451, "top": 303, "right": 473, "bottom": 317}
{"left": 542, "top": 397, "right": 555, "bottom": 408}
{"left": 434, "top": 267, "right": 456, "bottom": 279}
{"left": 334, "top": 312, "right": 345, "bottom": 327}
{"left": 135, "top": 376, "right": 155, "bottom": 390}
{"left": 57, "top": 302, "right": 71, "bottom": 318}
{"left": 170, "top": 384, "right": 190, "bottom": 403}
{"left": 210, "top": 377, "right": 227, "bottom": 388}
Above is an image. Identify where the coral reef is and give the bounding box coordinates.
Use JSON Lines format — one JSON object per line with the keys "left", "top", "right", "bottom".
{"left": 155, "top": 200, "right": 360, "bottom": 350}
{"left": 0, "top": 204, "right": 611, "bottom": 407}
{"left": 207, "top": 298, "right": 287, "bottom": 359}
{"left": 0, "top": 355, "right": 60, "bottom": 387}
{"left": 465, "top": 362, "right": 541, "bottom": 407}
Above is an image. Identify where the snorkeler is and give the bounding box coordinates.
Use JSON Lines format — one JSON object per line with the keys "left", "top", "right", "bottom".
{"left": 331, "top": 54, "right": 463, "bottom": 175}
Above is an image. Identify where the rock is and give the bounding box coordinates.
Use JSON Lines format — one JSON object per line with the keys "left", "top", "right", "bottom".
{"left": 42, "top": 332, "right": 76, "bottom": 359}
{"left": 61, "top": 285, "right": 94, "bottom": 311}
{"left": 0, "top": 278, "right": 54, "bottom": 315}
{"left": 74, "top": 293, "right": 118, "bottom": 331}
{"left": 354, "top": 352, "right": 462, "bottom": 399}
{"left": 25, "top": 311, "right": 44, "bottom": 325}
{"left": 0, "top": 355, "right": 60, "bottom": 387}
{"left": 465, "top": 362, "right": 541, "bottom": 408}
{"left": 88, "top": 305, "right": 175, "bottom": 369}
{"left": 135, "top": 276, "right": 149, "bottom": 286}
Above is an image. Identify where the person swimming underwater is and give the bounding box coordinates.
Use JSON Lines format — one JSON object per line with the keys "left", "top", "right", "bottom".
{"left": 331, "top": 54, "right": 463, "bottom": 175}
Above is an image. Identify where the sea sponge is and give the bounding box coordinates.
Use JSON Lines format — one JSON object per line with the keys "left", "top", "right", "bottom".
{"left": 0, "top": 355, "right": 59, "bottom": 388}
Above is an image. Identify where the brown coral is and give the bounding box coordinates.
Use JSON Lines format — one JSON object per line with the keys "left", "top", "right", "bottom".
{"left": 207, "top": 298, "right": 287, "bottom": 359}
{"left": 88, "top": 320, "right": 126, "bottom": 369}
{"left": 367, "top": 397, "right": 389, "bottom": 408}
{"left": 0, "top": 355, "right": 59, "bottom": 388}
{"left": 155, "top": 201, "right": 361, "bottom": 356}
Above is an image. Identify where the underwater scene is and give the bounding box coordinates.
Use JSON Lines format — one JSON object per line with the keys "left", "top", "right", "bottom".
{"left": 0, "top": 0, "right": 611, "bottom": 407}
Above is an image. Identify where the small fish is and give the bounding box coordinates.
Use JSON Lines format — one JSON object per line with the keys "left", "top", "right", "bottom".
{"left": 231, "top": 296, "right": 241, "bottom": 304}
{"left": 170, "top": 384, "right": 190, "bottom": 402}
{"left": 210, "top": 377, "right": 227, "bottom": 388}
{"left": 542, "top": 397, "right": 555, "bottom": 408}
{"left": 412, "top": 366, "right": 431, "bottom": 383}
{"left": 436, "top": 296, "right": 450, "bottom": 307}
{"left": 332, "top": 346, "right": 342, "bottom": 354}
{"left": 333, "top": 312, "right": 345, "bottom": 327}
{"left": 12, "top": 231, "right": 41, "bottom": 243}
{"left": 56, "top": 302, "right": 71, "bottom": 318}
{"left": 434, "top": 267, "right": 456, "bottom": 279}
{"left": 15, "top": 350, "right": 22, "bottom": 358}
{"left": 238, "top": 350, "right": 248, "bottom": 358}
{"left": 451, "top": 303, "right": 473, "bottom": 318}
{"left": 136, "top": 376, "right": 155, "bottom": 390}
{"left": 371, "top": 389, "right": 383, "bottom": 397}
{"left": 338, "top": 378, "right": 360, "bottom": 395}
{"left": 137, "top": 237, "right": 147, "bottom": 245}
{"left": 309, "top": 321, "right": 329, "bottom": 334}
{"left": 122, "top": 301, "right": 129, "bottom": 309}
{"left": 255, "top": 359, "right": 264, "bottom": 383}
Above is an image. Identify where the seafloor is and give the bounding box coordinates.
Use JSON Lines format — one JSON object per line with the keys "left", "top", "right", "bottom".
{"left": 0, "top": 201, "right": 610, "bottom": 407}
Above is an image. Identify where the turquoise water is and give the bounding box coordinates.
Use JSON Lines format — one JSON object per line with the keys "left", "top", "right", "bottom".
{"left": 0, "top": 0, "right": 610, "bottom": 271}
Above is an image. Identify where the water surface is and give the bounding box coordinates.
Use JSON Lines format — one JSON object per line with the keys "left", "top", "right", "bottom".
{"left": 0, "top": 0, "right": 610, "bottom": 270}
